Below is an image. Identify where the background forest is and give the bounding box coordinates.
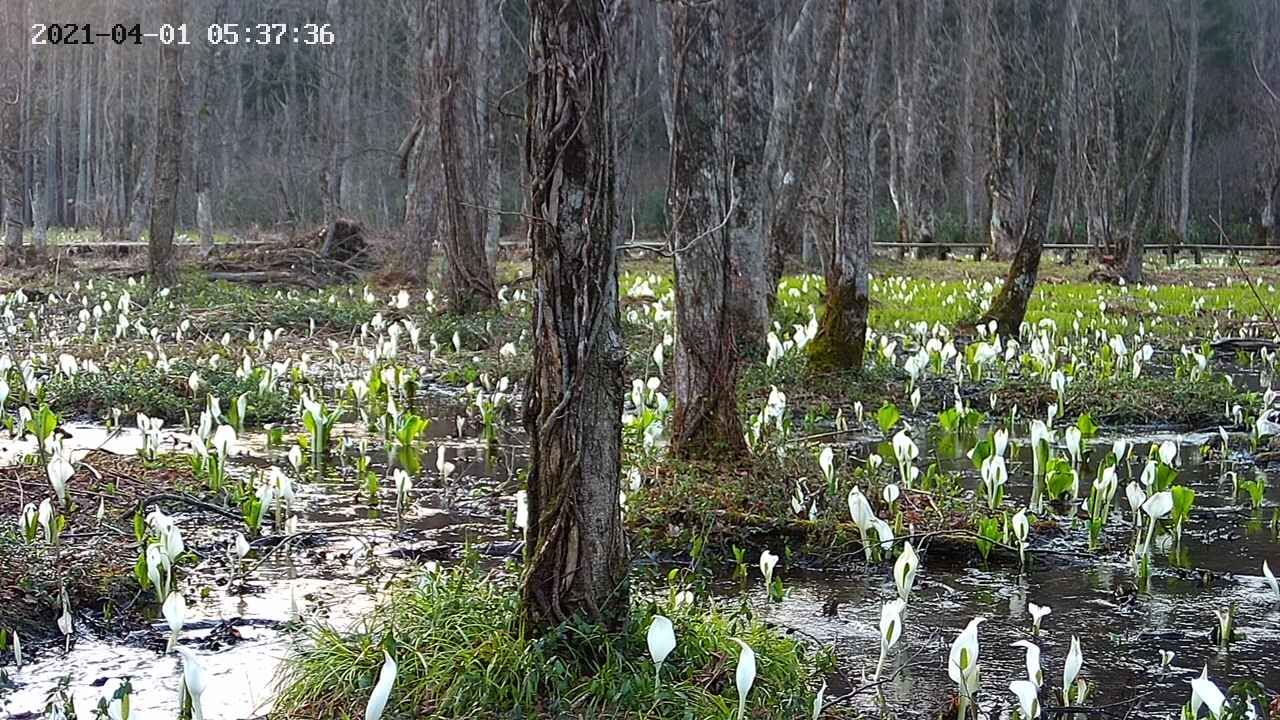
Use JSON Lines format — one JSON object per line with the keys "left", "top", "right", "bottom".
{"left": 2, "top": 0, "right": 1280, "bottom": 271}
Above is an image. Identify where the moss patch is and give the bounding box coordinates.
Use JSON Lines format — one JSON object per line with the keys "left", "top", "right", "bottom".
{"left": 46, "top": 360, "right": 292, "bottom": 425}
{"left": 991, "top": 371, "right": 1255, "bottom": 427}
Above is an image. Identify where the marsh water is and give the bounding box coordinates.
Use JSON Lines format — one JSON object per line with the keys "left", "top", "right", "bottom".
{"left": 3, "top": 398, "right": 1278, "bottom": 719}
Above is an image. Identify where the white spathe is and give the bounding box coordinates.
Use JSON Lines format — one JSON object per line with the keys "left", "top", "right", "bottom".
{"left": 364, "top": 650, "right": 399, "bottom": 720}
{"left": 647, "top": 615, "right": 676, "bottom": 686}
{"left": 732, "top": 638, "right": 757, "bottom": 720}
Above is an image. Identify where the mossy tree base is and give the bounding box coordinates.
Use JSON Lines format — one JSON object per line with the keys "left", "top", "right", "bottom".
{"left": 807, "top": 279, "right": 868, "bottom": 373}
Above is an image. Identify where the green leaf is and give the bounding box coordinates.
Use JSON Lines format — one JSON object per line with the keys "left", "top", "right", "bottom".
{"left": 1045, "top": 459, "right": 1076, "bottom": 500}
{"left": 969, "top": 438, "right": 994, "bottom": 471}
{"left": 1171, "top": 485, "right": 1195, "bottom": 521}
{"left": 876, "top": 403, "right": 901, "bottom": 435}
{"left": 1076, "top": 413, "right": 1099, "bottom": 439}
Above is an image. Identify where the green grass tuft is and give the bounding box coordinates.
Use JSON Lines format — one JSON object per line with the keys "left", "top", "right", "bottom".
{"left": 273, "top": 563, "right": 836, "bottom": 720}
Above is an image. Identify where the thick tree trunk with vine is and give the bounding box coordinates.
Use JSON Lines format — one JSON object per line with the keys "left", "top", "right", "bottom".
{"left": 521, "top": 0, "right": 629, "bottom": 633}
{"left": 667, "top": 2, "right": 746, "bottom": 458}
{"left": 809, "top": 0, "right": 872, "bottom": 372}
{"left": 148, "top": 0, "right": 183, "bottom": 288}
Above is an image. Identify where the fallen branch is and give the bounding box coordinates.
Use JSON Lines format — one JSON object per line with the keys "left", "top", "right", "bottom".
{"left": 130, "top": 492, "right": 243, "bottom": 522}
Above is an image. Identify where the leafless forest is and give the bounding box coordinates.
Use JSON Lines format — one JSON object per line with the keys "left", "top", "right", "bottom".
{"left": 2, "top": 0, "right": 1280, "bottom": 278}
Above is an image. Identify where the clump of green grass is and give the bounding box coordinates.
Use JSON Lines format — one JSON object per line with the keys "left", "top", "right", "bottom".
{"left": 46, "top": 360, "right": 291, "bottom": 425}
{"left": 273, "top": 563, "right": 835, "bottom": 720}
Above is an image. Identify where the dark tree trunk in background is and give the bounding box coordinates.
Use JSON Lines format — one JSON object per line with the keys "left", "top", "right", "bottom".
{"left": 0, "top": 0, "right": 25, "bottom": 264}
{"left": 723, "top": 0, "right": 771, "bottom": 355}
{"left": 127, "top": 141, "right": 156, "bottom": 244}
{"left": 439, "top": 1, "right": 497, "bottom": 313}
{"left": 764, "top": 0, "right": 840, "bottom": 286}
{"left": 1120, "top": 35, "right": 1184, "bottom": 284}
{"left": 522, "top": 0, "right": 629, "bottom": 633}
{"left": 148, "top": 0, "right": 183, "bottom": 288}
{"left": 1177, "top": 1, "right": 1198, "bottom": 245}
{"left": 809, "top": 0, "right": 874, "bottom": 372}
{"left": 401, "top": 0, "right": 443, "bottom": 280}
{"left": 667, "top": 2, "right": 746, "bottom": 458}
{"left": 982, "top": 0, "right": 1058, "bottom": 334}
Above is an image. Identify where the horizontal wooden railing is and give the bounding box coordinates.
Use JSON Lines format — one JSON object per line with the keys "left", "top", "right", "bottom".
{"left": 871, "top": 241, "right": 1279, "bottom": 253}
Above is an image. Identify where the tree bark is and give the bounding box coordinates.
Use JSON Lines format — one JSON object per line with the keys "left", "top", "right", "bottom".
{"left": 0, "top": 0, "right": 25, "bottom": 264}
{"left": 197, "top": 191, "right": 214, "bottom": 252}
{"left": 981, "top": 0, "right": 1057, "bottom": 334}
{"left": 1177, "top": 1, "right": 1198, "bottom": 244}
{"left": 149, "top": 0, "right": 184, "bottom": 288}
{"left": 887, "top": 0, "right": 942, "bottom": 260}
{"left": 724, "top": 0, "right": 771, "bottom": 354}
{"left": 402, "top": 2, "right": 443, "bottom": 281}
{"left": 763, "top": 0, "right": 840, "bottom": 288}
{"left": 1120, "top": 35, "right": 1184, "bottom": 284}
{"left": 480, "top": 0, "right": 502, "bottom": 273}
{"left": 127, "top": 142, "right": 156, "bottom": 244}
{"left": 319, "top": 0, "right": 353, "bottom": 258}
{"left": 438, "top": 1, "right": 497, "bottom": 313}
{"left": 522, "top": 0, "right": 629, "bottom": 633}
{"left": 667, "top": 2, "right": 747, "bottom": 458}
{"left": 809, "top": 0, "right": 874, "bottom": 373}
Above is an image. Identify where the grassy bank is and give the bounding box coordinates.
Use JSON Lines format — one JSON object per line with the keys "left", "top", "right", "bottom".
{"left": 273, "top": 562, "right": 841, "bottom": 720}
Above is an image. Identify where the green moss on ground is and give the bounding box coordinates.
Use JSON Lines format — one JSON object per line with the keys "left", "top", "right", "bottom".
{"left": 991, "top": 371, "right": 1255, "bottom": 427}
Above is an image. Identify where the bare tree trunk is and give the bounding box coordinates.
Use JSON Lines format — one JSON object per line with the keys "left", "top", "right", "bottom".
{"left": 0, "top": 0, "right": 25, "bottom": 264}
{"left": 887, "top": 0, "right": 940, "bottom": 260}
{"left": 320, "top": 0, "right": 353, "bottom": 257}
{"left": 666, "top": 2, "right": 746, "bottom": 458}
{"left": 75, "top": 53, "right": 92, "bottom": 230}
{"left": 1177, "top": 2, "right": 1199, "bottom": 245}
{"left": 439, "top": 1, "right": 497, "bottom": 313}
{"left": 959, "top": 0, "right": 982, "bottom": 243}
{"left": 1049, "top": 0, "right": 1081, "bottom": 246}
{"left": 31, "top": 180, "right": 46, "bottom": 252}
{"left": 522, "top": 0, "right": 628, "bottom": 633}
{"left": 400, "top": 1, "right": 442, "bottom": 281}
{"left": 149, "top": 0, "right": 184, "bottom": 288}
{"left": 197, "top": 191, "right": 214, "bottom": 251}
{"left": 1121, "top": 41, "right": 1184, "bottom": 283}
{"left": 763, "top": 0, "right": 840, "bottom": 292}
{"left": 724, "top": 0, "right": 771, "bottom": 354}
{"left": 980, "top": 0, "right": 1057, "bottom": 334}
{"left": 1264, "top": 173, "right": 1280, "bottom": 247}
{"left": 480, "top": 0, "right": 502, "bottom": 273}
{"left": 809, "top": 0, "right": 874, "bottom": 372}
{"left": 127, "top": 143, "right": 155, "bottom": 244}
